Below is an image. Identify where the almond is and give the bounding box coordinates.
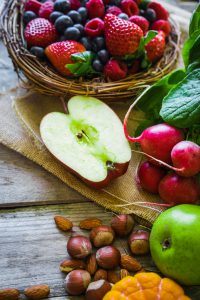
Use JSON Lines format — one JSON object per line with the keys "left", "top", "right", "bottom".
{"left": 79, "top": 218, "right": 102, "bottom": 230}
{"left": 94, "top": 269, "right": 108, "bottom": 281}
{"left": 86, "top": 253, "right": 98, "bottom": 275}
{"left": 60, "top": 259, "right": 86, "bottom": 273}
{"left": 107, "top": 270, "right": 120, "bottom": 284}
{"left": 120, "top": 254, "right": 142, "bottom": 272}
{"left": 24, "top": 285, "right": 50, "bottom": 300}
{"left": 0, "top": 288, "right": 20, "bottom": 300}
{"left": 120, "top": 268, "right": 130, "bottom": 279}
{"left": 54, "top": 215, "right": 73, "bottom": 232}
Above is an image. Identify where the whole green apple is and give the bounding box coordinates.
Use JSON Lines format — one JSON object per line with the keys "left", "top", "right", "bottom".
{"left": 150, "top": 204, "right": 200, "bottom": 285}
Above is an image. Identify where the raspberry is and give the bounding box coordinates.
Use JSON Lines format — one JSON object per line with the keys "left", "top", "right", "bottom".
{"left": 129, "top": 15, "right": 149, "bottom": 34}
{"left": 128, "top": 59, "right": 140, "bottom": 74}
{"left": 70, "top": 0, "right": 81, "bottom": 10}
{"left": 148, "top": 2, "right": 169, "bottom": 20}
{"left": 151, "top": 20, "right": 171, "bottom": 37}
{"left": 106, "top": 6, "right": 122, "bottom": 16}
{"left": 104, "top": 59, "right": 127, "bottom": 81}
{"left": 24, "top": 0, "right": 42, "bottom": 14}
{"left": 39, "top": 1, "right": 54, "bottom": 19}
{"left": 85, "top": 18, "right": 104, "bottom": 37}
{"left": 120, "top": 0, "right": 139, "bottom": 17}
{"left": 86, "top": 0, "right": 105, "bottom": 19}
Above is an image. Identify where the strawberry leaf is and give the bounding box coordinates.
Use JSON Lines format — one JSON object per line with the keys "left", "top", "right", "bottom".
{"left": 66, "top": 51, "right": 95, "bottom": 76}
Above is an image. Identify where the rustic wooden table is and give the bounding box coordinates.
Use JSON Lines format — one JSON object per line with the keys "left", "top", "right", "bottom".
{"left": 0, "top": 0, "right": 199, "bottom": 299}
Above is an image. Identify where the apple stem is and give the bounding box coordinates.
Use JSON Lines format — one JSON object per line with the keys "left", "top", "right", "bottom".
{"left": 60, "top": 97, "right": 68, "bottom": 114}
{"left": 123, "top": 86, "right": 151, "bottom": 143}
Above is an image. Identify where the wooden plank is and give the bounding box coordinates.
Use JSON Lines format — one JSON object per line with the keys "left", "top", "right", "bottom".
{"left": 0, "top": 144, "right": 88, "bottom": 207}
{"left": 0, "top": 203, "right": 199, "bottom": 299}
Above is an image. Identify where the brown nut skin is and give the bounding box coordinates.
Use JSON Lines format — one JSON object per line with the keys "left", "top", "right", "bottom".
{"left": 67, "top": 235, "right": 92, "bottom": 259}
{"left": 60, "top": 259, "right": 86, "bottom": 273}
{"left": 24, "top": 285, "right": 50, "bottom": 300}
{"left": 120, "top": 254, "right": 142, "bottom": 272}
{"left": 96, "top": 246, "right": 121, "bottom": 269}
{"left": 128, "top": 229, "right": 150, "bottom": 255}
{"left": 65, "top": 270, "right": 91, "bottom": 296}
{"left": 107, "top": 270, "right": 121, "bottom": 284}
{"left": 86, "top": 254, "right": 98, "bottom": 275}
{"left": 90, "top": 226, "right": 115, "bottom": 248}
{"left": 85, "top": 280, "right": 112, "bottom": 300}
{"left": 79, "top": 218, "right": 102, "bottom": 230}
{"left": 94, "top": 269, "right": 108, "bottom": 281}
{"left": 54, "top": 215, "right": 73, "bottom": 232}
{"left": 0, "top": 288, "right": 20, "bottom": 300}
{"left": 110, "top": 214, "right": 134, "bottom": 237}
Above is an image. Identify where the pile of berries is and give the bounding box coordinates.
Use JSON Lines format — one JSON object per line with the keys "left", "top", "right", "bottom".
{"left": 23, "top": 0, "right": 171, "bottom": 81}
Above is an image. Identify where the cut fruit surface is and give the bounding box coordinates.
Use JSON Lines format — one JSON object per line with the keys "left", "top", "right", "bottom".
{"left": 40, "top": 96, "right": 131, "bottom": 188}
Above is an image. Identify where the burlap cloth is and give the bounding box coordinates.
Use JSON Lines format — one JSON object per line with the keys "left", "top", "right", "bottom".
{"left": 0, "top": 9, "right": 190, "bottom": 224}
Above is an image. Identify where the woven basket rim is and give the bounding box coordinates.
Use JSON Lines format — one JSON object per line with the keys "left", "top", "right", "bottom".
{"left": 0, "top": 0, "right": 181, "bottom": 101}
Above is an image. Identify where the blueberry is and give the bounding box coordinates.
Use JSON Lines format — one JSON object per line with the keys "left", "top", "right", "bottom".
{"left": 49, "top": 11, "right": 63, "bottom": 23}
{"left": 97, "top": 49, "right": 110, "bottom": 65}
{"left": 139, "top": 9, "right": 145, "bottom": 16}
{"left": 144, "top": 8, "right": 156, "bottom": 22}
{"left": 64, "top": 26, "right": 81, "bottom": 40}
{"left": 30, "top": 46, "right": 45, "bottom": 59}
{"left": 67, "top": 10, "right": 82, "bottom": 23}
{"left": 23, "top": 11, "right": 37, "bottom": 25}
{"left": 54, "top": 0, "right": 71, "bottom": 13}
{"left": 110, "top": 0, "right": 122, "bottom": 5}
{"left": 80, "top": 37, "right": 92, "bottom": 50}
{"left": 81, "top": 0, "right": 88, "bottom": 7}
{"left": 118, "top": 13, "right": 129, "bottom": 20}
{"left": 74, "top": 24, "right": 84, "bottom": 35}
{"left": 55, "top": 15, "right": 73, "bottom": 34}
{"left": 77, "top": 7, "right": 88, "bottom": 21}
{"left": 92, "top": 37, "right": 105, "bottom": 52}
{"left": 92, "top": 59, "right": 104, "bottom": 72}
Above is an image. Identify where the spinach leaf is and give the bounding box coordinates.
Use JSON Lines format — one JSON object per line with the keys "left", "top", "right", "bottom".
{"left": 160, "top": 68, "right": 200, "bottom": 128}
{"left": 136, "top": 69, "right": 186, "bottom": 120}
{"left": 182, "top": 29, "right": 200, "bottom": 68}
{"left": 189, "top": 4, "right": 200, "bottom": 36}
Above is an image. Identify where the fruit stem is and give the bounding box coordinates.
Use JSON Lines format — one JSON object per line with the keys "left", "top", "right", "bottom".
{"left": 123, "top": 86, "right": 151, "bottom": 143}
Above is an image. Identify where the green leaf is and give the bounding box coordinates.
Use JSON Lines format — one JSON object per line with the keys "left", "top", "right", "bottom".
{"left": 187, "top": 59, "right": 200, "bottom": 73}
{"left": 160, "top": 68, "right": 200, "bottom": 128}
{"left": 136, "top": 69, "right": 186, "bottom": 119}
{"left": 66, "top": 51, "right": 95, "bottom": 77}
{"left": 189, "top": 4, "right": 200, "bottom": 36}
{"left": 143, "top": 30, "right": 158, "bottom": 45}
{"left": 186, "top": 124, "right": 200, "bottom": 145}
{"left": 182, "top": 29, "right": 200, "bottom": 68}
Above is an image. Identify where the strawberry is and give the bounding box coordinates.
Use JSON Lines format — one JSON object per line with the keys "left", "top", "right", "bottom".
{"left": 39, "top": 1, "right": 54, "bottom": 19}
{"left": 148, "top": 2, "right": 169, "bottom": 20}
{"left": 86, "top": 0, "right": 105, "bottom": 19}
{"left": 104, "top": 14, "right": 143, "bottom": 56}
{"left": 45, "top": 41, "right": 86, "bottom": 75}
{"left": 104, "top": 59, "right": 127, "bottom": 81}
{"left": 120, "top": 0, "right": 139, "bottom": 17}
{"left": 129, "top": 15, "right": 149, "bottom": 34}
{"left": 25, "top": 18, "right": 57, "bottom": 47}
{"left": 145, "top": 31, "right": 166, "bottom": 62}
{"left": 24, "top": 0, "right": 42, "bottom": 14}
{"left": 151, "top": 20, "right": 171, "bottom": 37}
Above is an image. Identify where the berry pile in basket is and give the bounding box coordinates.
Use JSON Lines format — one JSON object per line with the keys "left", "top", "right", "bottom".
{"left": 23, "top": 0, "right": 171, "bottom": 81}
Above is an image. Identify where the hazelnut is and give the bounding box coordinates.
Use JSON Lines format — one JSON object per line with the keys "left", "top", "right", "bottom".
{"left": 90, "top": 226, "right": 115, "bottom": 247}
{"left": 96, "top": 246, "right": 120, "bottom": 269}
{"left": 129, "top": 229, "right": 150, "bottom": 255}
{"left": 65, "top": 270, "right": 91, "bottom": 295}
{"left": 94, "top": 269, "right": 108, "bottom": 281}
{"left": 85, "top": 280, "right": 112, "bottom": 300}
{"left": 86, "top": 254, "right": 98, "bottom": 275}
{"left": 110, "top": 214, "right": 134, "bottom": 237}
{"left": 67, "top": 235, "right": 92, "bottom": 259}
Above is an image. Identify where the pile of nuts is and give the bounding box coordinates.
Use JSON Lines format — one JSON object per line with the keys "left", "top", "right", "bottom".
{"left": 55, "top": 214, "right": 150, "bottom": 299}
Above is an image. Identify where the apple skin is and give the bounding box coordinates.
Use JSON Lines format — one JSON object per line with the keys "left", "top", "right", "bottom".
{"left": 150, "top": 204, "right": 200, "bottom": 285}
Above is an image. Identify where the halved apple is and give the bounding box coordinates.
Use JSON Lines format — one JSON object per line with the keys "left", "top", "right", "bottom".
{"left": 40, "top": 96, "right": 131, "bottom": 189}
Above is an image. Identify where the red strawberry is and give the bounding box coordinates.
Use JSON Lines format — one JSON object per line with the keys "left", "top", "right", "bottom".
{"left": 45, "top": 41, "right": 86, "bottom": 76}
{"left": 145, "top": 31, "right": 166, "bottom": 62}
{"left": 104, "top": 14, "right": 143, "bottom": 56}
{"left": 104, "top": 59, "right": 127, "bottom": 81}
{"left": 120, "top": 0, "right": 139, "bottom": 17}
{"left": 106, "top": 6, "right": 122, "bottom": 16}
{"left": 24, "top": 0, "right": 42, "bottom": 14}
{"left": 70, "top": 0, "right": 81, "bottom": 10}
{"left": 151, "top": 20, "right": 171, "bottom": 37}
{"left": 38, "top": 1, "right": 54, "bottom": 19}
{"left": 148, "top": 2, "right": 169, "bottom": 20}
{"left": 129, "top": 15, "right": 149, "bottom": 34}
{"left": 25, "top": 18, "right": 57, "bottom": 47}
{"left": 86, "top": 0, "right": 105, "bottom": 19}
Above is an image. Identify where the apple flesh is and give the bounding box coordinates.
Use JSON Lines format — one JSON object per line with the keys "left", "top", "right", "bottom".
{"left": 40, "top": 96, "right": 131, "bottom": 189}
{"left": 150, "top": 204, "right": 200, "bottom": 285}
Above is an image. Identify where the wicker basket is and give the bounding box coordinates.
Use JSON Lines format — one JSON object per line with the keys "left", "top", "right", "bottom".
{"left": 0, "top": 0, "right": 181, "bottom": 101}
